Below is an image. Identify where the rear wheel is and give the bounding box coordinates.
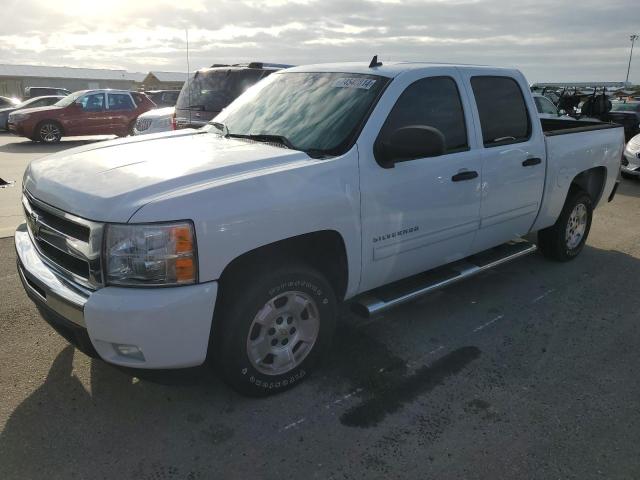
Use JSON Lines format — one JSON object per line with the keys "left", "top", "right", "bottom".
{"left": 37, "top": 121, "right": 62, "bottom": 143}
{"left": 216, "top": 264, "right": 337, "bottom": 396}
{"left": 538, "top": 189, "right": 593, "bottom": 261}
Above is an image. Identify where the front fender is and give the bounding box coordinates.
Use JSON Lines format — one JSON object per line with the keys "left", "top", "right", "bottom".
{"left": 130, "top": 148, "right": 363, "bottom": 298}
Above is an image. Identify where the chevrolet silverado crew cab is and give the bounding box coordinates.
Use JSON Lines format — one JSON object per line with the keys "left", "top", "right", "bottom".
{"left": 16, "top": 60, "right": 624, "bottom": 396}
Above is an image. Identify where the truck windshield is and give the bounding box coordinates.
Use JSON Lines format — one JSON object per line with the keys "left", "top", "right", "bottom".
{"left": 209, "top": 72, "right": 389, "bottom": 157}
{"left": 177, "top": 69, "right": 267, "bottom": 112}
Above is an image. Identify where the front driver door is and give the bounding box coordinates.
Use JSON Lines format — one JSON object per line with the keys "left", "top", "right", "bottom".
{"left": 358, "top": 70, "right": 482, "bottom": 292}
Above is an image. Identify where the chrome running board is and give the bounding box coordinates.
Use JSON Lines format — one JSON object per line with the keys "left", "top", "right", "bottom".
{"left": 351, "top": 239, "right": 537, "bottom": 318}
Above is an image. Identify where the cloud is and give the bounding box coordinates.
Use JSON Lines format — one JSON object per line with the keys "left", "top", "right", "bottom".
{"left": 0, "top": 0, "right": 638, "bottom": 83}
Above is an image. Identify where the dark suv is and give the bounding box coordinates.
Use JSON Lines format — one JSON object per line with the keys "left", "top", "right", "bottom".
{"left": 144, "top": 90, "right": 180, "bottom": 107}
{"left": 175, "top": 62, "right": 293, "bottom": 129}
{"left": 24, "top": 86, "right": 72, "bottom": 99}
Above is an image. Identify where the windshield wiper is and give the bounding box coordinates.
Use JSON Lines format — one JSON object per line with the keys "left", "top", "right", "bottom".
{"left": 209, "top": 121, "right": 228, "bottom": 136}
{"left": 226, "top": 133, "right": 296, "bottom": 150}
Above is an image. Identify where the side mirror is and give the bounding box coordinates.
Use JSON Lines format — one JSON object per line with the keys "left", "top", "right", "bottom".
{"left": 558, "top": 109, "right": 566, "bottom": 116}
{"left": 72, "top": 102, "right": 82, "bottom": 110}
{"left": 375, "top": 125, "right": 446, "bottom": 168}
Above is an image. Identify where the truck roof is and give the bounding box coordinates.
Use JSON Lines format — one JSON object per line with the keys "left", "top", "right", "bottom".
{"left": 284, "top": 61, "right": 519, "bottom": 78}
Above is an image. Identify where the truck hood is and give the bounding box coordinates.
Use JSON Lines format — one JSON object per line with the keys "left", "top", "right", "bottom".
{"left": 24, "top": 130, "right": 313, "bottom": 222}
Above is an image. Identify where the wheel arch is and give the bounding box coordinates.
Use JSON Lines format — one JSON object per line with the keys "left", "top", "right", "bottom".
{"left": 217, "top": 230, "right": 350, "bottom": 303}
{"left": 35, "top": 118, "right": 65, "bottom": 137}
{"left": 569, "top": 166, "right": 606, "bottom": 207}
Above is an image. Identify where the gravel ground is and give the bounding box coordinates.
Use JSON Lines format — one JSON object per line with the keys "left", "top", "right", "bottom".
{"left": 1, "top": 138, "right": 640, "bottom": 479}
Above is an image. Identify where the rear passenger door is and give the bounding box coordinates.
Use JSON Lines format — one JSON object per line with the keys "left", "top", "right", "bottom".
{"left": 106, "top": 92, "right": 137, "bottom": 135}
{"left": 358, "top": 70, "right": 482, "bottom": 291}
{"left": 459, "top": 71, "right": 546, "bottom": 252}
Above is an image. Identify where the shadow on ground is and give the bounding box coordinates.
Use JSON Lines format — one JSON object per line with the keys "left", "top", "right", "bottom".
{"left": 1, "top": 245, "right": 640, "bottom": 478}
{"left": 0, "top": 135, "right": 110, "bottom": 154}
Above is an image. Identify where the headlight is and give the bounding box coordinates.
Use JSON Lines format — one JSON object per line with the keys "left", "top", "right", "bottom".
{"left": 9, "top": 113, "right": 27, "bottom": 122}
{"left": 105, "top": 221, "right": 197, "bottom": 286}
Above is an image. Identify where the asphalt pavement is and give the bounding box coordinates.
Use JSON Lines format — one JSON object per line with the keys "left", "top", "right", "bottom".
{"left": 1, "top": 133, "right": 640, "bottom": 479}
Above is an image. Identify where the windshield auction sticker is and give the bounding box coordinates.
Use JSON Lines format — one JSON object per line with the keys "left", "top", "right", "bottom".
{"left": 332, "top": 78, "right": 377, "bottom": 90}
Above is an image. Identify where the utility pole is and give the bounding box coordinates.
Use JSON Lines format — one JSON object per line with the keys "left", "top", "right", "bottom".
{"left": 626, "top": 34, "right": 638, "bottom": 86}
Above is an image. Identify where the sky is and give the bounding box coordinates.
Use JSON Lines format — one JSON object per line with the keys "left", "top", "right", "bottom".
{"left": 1, "top": 0, "right": 639, "bottom": 84}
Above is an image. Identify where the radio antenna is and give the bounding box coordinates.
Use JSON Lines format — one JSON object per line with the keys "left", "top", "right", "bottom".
{"left": 186, "top": 28, "right": 192, "bottom": 127}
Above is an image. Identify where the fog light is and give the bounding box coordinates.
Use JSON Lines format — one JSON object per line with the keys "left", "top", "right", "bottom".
{"left": 112, "top": 343, "right": 145, "bottom": 361}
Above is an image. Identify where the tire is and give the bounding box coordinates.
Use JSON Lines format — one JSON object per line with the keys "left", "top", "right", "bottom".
{"left": 621, "top": 171, "right": 635, "bottom": 180}
{"left": 538, "top": 188, "right": 593, "bottom": 261}
{"left": 117, "top": 122, "right": 135, "bottom": 138}
{"left": 215, "top": 264, "right": 337, "bottom": 396}
{"left": 36, "top": 121, "right": 62, "bottom": 143}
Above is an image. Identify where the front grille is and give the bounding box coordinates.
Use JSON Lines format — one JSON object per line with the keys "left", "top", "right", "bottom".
{"left": 135, "top": 118, "right": 152, "bottom": 131}
{"left": 22, "top": 192, "right": 104, "bottom": 290}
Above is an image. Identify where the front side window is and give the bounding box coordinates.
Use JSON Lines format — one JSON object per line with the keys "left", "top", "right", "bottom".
{"left": 108, "top": 93, "right": 135, "bottom": 111}
{"left": 210, "top": 72, "right": 389, "bottom": 157}
{"left": 79, "top": 93, "right": 105, "bottom": 112}
{"left": 471, "top": 76, "right": 531, "bottom": 147}
{"left": 377, "top": 76, "right": 468, "bottom": 154}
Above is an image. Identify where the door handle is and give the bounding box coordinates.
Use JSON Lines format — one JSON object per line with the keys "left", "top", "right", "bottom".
{"left": 522, "top": 157, "right": 542, "bottom": 167}
{"left": 451, "top": 170, "right": 478, "bottom": 182}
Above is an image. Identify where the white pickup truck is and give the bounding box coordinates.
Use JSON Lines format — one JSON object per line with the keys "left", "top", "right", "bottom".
{"left": 16, "top": 61, "right": 624, "bottom": 396}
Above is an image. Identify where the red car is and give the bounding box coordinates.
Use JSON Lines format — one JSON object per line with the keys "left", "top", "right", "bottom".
{"left": 7, "top": 89, "right": 156, "bottom": 143}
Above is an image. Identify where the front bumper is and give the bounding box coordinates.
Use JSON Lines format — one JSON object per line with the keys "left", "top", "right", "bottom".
{"left": 16, "top": 224, "right": 218, "bottom": 369}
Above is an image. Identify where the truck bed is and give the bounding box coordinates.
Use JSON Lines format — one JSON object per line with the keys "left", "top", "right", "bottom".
{"left": 541, "top": 118, "right": 621, "bottom": 136}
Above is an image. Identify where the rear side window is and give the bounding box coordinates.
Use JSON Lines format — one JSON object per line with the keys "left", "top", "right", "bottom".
{"left": 131, "top": 92, "right": 146, "bottom": 106}
{"left": 471, "top": 76, "right": 531, "bottom": 147}
{"left": 108, "top": 93, "right": 135, "bottom": 111}
{"left": 379, "top": 76, "right": 468, "bottom": 153}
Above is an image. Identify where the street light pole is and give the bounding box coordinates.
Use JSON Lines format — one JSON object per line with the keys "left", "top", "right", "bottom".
{"left": 626, "top": 34, "right": 639, "bottom": 86}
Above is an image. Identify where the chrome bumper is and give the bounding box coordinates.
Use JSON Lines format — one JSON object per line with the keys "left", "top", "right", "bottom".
{"left": 15, "top": 224, "right": 88, "bottom": 327}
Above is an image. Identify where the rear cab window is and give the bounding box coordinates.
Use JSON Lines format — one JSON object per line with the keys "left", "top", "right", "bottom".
{"left": 377, "top": 76, "right": 469, "bottom": 154}
{"left": 535, "top": 96, "right": 558, "bottom": 115}
{"left": 471, "top": 76, "right": 531, "bottom": 147}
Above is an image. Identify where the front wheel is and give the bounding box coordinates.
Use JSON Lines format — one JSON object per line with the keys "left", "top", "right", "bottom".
{"left": 538, "top": 189, "right": 593, "bottom": 261}
{"left": 37, "top": 121, "right": 62, "bottom": 143}
{"left": 216, "top": 264, "right": 337, "bottom": 396}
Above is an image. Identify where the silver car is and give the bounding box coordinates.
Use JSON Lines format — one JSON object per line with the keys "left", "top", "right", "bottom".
{"left": 133, "top": 106, "right": 175, "bottom": 135}
{"left": 622, "top": 134, "right": 640, "bottom": 179}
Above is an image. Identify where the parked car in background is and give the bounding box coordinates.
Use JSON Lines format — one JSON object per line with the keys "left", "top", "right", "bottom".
{"left": 24, "top": 86, "right": 71, "bottom": 99}
{"left": 606, "top": 101, "right": 640, "bottom": 141}
{"left": 175, "top": 62, "right": 293, "bottom": 129}
{"left": 134, "top": 106, "right": 175, "bottom": 135}
{"left": 8, "top": 89, "right": 155, "bottom": 143}
{"left": 0, "top": 95, "right": 64, "bottom": 130}
{"left": 144, "top": 90, "right": 180, "bottom": 107}
{"left": 15, "top": 61, "right": 623, "bottom": 396}
{"left": 0, "top": 95, "right": 20, "bottom": 108}
{"left": 622, "top": 133, "right": 640, "bottom": 179}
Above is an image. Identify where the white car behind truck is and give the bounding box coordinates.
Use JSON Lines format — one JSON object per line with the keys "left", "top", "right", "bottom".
{"left": 16, "top": 60, "right": 624, "bottom": 396}
{"left": 133, "top": 106, "right": 175, "bottom": 135}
